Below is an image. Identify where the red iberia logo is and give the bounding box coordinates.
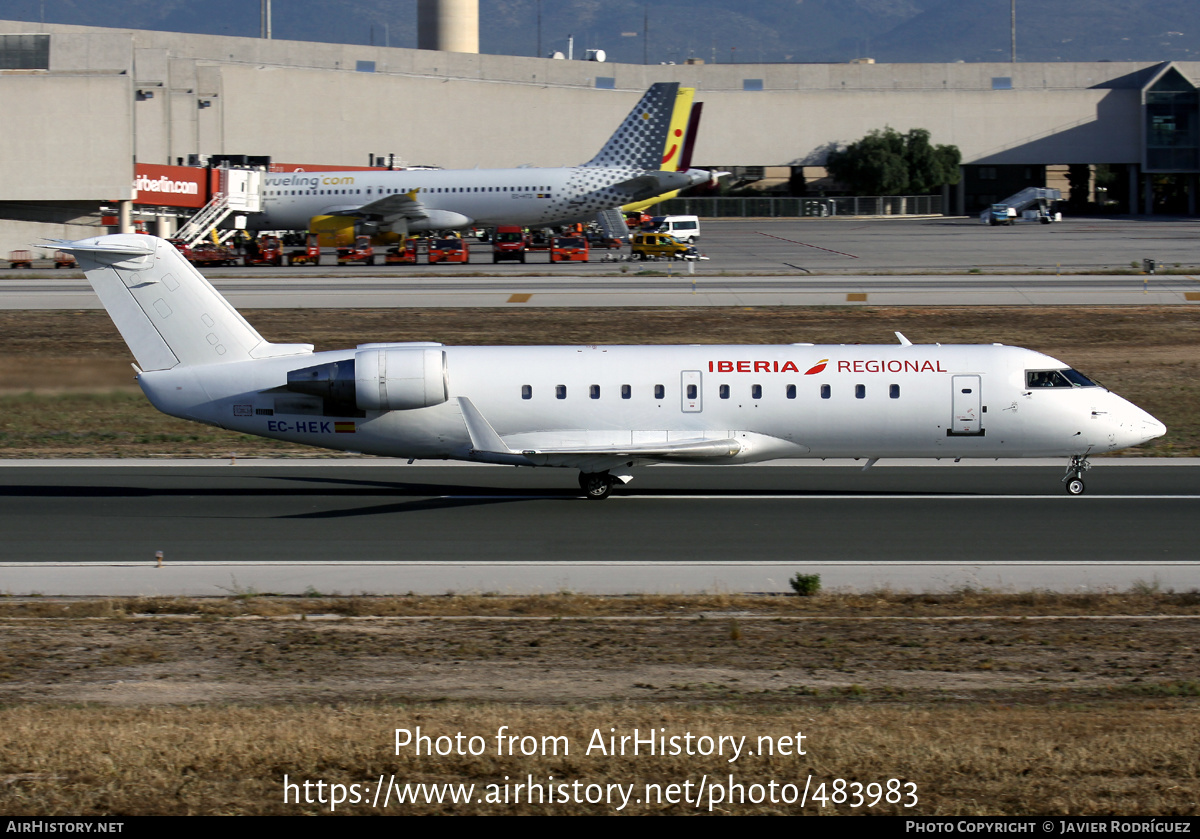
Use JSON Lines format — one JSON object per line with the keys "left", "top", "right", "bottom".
{"left": 804, "top": 359, "right": 829, "bottom": 375}
{"left": 334, "top": 422, "right": 356, "bottom": 434}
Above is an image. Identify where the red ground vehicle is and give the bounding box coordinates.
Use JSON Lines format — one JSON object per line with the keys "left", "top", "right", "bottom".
{"left": 53, "top": 251, "right": 78, "bottom": 269}
{"left": 7, "top": 250, "right": 32, "bottom": 269}
{"left": 550, "top": 235, "right": 589, "bottom": 263}
{"left": 385, "top": 237, "right": 420, "bottom": 264}
{"left": 624, "top": 211, "right": 651, "bottom": 230}
{"left": 428, "top": 237, "right": 469, "bottom": 264}
{"left": 286, "top": 233, "right": 322, "bottom": 266}
{"left": 244, "top": 235, "right": 283, "bottom": 267}
{"left": 337, "top": 235, "right": 375, "bottom": 266}
{"left": 167, "top": 238, "right": 236, "bottom": 267}
{"left": 491, "top": 226, "right": 528, "bottom": 263}
{"left": 190, "top": 242, "right": 237, "bottom": 267}
{"left": 166, "top": 239, "right": 194, "bottom": 261}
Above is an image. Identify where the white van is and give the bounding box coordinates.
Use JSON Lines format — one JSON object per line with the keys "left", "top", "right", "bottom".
{"left": 651, "top": 215, "right": 701, "bottom": 243}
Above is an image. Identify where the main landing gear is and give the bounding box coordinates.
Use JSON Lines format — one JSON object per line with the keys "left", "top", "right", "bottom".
{"left": 579, "top": 471, "right": 618, "bottom": 500}
{"left": 1062, "top": 455, "right": 1092, "bottom": 495}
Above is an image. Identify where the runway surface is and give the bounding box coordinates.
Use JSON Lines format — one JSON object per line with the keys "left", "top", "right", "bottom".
{"left": 1, "top": 459, "right": 1196, "bottom": 596}
{"left": 1, "top": 272, "right": 1196, "bottom": 309}
{"left": 5, "top": 218, "right": 1200, "bottom": 308}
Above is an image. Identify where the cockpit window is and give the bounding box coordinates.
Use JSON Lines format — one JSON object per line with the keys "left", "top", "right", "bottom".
{"left": 1026, "top": 369, "right": 1099, "bottom": 389}
{"left": 1060, "top": 369, "right": 1099, "bottom": 387}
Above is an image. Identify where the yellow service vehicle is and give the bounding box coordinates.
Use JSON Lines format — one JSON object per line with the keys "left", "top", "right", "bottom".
{"left": 629, "top": 232, "right": 698, "bottom": 261}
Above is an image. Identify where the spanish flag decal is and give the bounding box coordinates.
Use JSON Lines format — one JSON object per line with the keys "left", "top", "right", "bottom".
{"left": 804, "top": 359, "right": 829, "bottom": 375}
{"left": 335, "top": 422, "right": 356, "bottom": 433}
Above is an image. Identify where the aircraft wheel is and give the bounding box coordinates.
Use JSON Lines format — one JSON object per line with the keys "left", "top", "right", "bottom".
{"left": 580, "top": 472, "right": 614, "bottom": 500}
{"left": 1066, "top": 478, "right": 1085, "bottom": 496}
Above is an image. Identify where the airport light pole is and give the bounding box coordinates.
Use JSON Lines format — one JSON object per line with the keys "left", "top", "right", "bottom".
{"left": 1011, "top": 0, "right": 1016, "bottom": 62}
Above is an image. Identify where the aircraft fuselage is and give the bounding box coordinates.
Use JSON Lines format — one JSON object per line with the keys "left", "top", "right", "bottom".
{"left": 136, "top": 343, "right": 1165, "bottom": 468}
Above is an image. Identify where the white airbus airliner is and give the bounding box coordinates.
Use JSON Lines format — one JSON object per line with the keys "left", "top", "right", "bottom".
{"left": 248, "top": 82, "right": 712, "bottom": 241}
{"left": 55, "top": 235, "right": 1165, "bottom": 499}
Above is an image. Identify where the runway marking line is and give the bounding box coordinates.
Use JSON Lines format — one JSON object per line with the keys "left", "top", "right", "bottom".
{"left": 417, "top": 493, "right": 1200, "bottom": 501}
{"left": 755, "top": 231, "right": 859, "bottom": 258}
{"left": 3, "top": 560, "right": 1197, "bottom": 568}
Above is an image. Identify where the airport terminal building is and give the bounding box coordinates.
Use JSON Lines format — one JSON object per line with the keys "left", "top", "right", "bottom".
{"left": 1, "top": 18, "right": 1199, "bottom": 251}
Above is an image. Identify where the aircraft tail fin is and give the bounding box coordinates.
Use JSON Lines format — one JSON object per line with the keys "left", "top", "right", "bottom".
{"left": 678, "top": 102, "right": 704, "bottom": 172}
{"left": 51, "top": 234, "right": 312, "bottom": 372}
{"left": 660, "top": 87, "right": 696, "bottom": 171}
{"left": 583, "top": 82, "right": 679, "bottom": 170}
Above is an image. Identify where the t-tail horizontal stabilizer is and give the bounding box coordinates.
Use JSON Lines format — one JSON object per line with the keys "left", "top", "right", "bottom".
{"left": 50, "top": 235, "right": 313, "bottom": 372}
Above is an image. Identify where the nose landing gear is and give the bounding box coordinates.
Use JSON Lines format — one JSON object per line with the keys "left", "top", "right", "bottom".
{"left": 1062, "top": 455, "right": 1092, "bottom": 495}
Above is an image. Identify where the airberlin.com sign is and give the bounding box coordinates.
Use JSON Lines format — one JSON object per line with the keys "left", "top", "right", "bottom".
{"left": 133, "top": 164, "right": 209, "bottom": 208}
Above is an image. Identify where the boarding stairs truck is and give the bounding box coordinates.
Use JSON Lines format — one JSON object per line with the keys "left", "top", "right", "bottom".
{"left": 174, "top": 169, "right": 263, "bottom": 247}
{"left": 982, "top": 187, "right": 1062, "bottom": 225}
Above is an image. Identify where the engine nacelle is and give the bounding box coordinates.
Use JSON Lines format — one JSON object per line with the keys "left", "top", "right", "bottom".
{"left": 286, "top": 347, "right": 447, "bottom": 412}
{"left": 355, "top": 347, "right": 447, "bottom": 411}
{"left": 309, "top": 214, "right": 358, "bottom": 248}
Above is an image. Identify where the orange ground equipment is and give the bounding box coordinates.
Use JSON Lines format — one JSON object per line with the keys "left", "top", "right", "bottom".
{"left": 550, "top": 235, "right": 589, "bottom": 263}
{"left": 336, "top": 235, "right": 376, "bottom": 266}
{"left": 385, "top": 237, "right": 421, "bottom": 264}
{"left": 53, "top": 251, "right": 78, "bottom": 269}
{"left": 7, "top": 250, "right": 33, "bottom": 269}
{"left": 428, "top": 237, "right": 469, "bottom": 264}
{"left": 286, "top": 233, "right": 322, "bottom": 266}
{"left": 243, "top": 235, "right": 283, "bottom": 267}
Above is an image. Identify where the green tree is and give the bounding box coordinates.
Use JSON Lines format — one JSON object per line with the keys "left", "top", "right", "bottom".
{"left": 826, "top": 127, "right": 961, "bottom": 195}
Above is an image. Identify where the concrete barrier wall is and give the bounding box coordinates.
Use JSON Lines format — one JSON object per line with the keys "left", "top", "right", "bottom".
{"left": 0, "top": 18, "right": 1186, "bottom": 236}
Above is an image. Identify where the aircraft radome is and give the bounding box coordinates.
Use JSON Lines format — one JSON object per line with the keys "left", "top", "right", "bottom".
{"left": 54, "top": 235, "right": 1166, "bottom": 499}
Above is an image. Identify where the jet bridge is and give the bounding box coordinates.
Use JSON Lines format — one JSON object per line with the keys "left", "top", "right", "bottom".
{"left": 982, "top": 187, "right": 1062, "bottom": 225}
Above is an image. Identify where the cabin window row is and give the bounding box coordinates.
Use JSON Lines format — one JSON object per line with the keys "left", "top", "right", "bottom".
{"left": 266, "top": 186, "right": 553, "bottom": 197}
{"left": 714, "top": 383, "right": 901, "bottom": 399}
{"left": 519, "top": 384, "right": 902, "bottom": 400}
{"left": 522, "top": 385, "right": 667, "bottom": 400}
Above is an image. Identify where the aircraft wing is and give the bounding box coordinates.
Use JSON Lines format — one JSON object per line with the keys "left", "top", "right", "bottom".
{"left": 457, "top": 397, "right": 739, "bottom": 468}
{"left": 349, "top": 189, "right": 430, "bottom": 224}
{"left": 608, "top": 174, "right": 673, "bottom": 204}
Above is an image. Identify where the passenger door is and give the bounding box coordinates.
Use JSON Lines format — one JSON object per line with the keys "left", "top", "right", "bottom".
{"left": 949, "top": 375, "right": 984, "bottom": 436}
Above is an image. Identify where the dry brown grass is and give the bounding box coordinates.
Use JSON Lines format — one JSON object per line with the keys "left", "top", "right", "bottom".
{"left": 0, "top": 704, "right": 1196, "bottom": 815}
{"left": 3, "top": 590, "right": 1200, "bottom": 619}
{"left": 1, "top": 594, "right": 1198, "bottom": 814}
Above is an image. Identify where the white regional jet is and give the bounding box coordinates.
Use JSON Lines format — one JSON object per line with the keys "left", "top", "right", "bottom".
{"left": 248, "top": 82, "right": 712, "bottom": 241}
{"left": 55, "top": 235, "right": 1165, "bottom": 499}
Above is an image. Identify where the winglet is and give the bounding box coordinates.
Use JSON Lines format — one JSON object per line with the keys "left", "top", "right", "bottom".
{"left": 895, "top": 332, "right": 913, "bottom": 347}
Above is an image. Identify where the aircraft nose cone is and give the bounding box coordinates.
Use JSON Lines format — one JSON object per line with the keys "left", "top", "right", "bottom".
{"left": 1120, "top": 405, "right": 1166, "bottom": 447}
{"left": 1142, "top": 416, "right": 1167, "bottom": 443}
